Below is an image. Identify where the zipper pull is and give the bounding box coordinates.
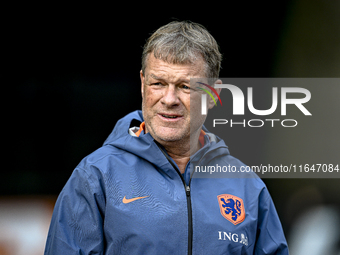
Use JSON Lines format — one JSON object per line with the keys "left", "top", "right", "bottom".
{"left": 186, "top": 186, "right": 191, "bottom": 197}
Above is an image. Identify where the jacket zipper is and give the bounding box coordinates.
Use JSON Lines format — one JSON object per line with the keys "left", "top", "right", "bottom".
{"left": 155, "top": 142, "right": 193, "bottom": 255}
{"left": 185, "top": 185, "right": 193, "bottom": 255}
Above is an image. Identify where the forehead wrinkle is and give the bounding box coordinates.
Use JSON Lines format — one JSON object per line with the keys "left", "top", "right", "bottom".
{"left": 149, "top": 73, "right": 163, "bottom": 80}
{"left": 146, "top": 55, "right": 206, "bottom": 84}
{"left": 149, "top": 72, "right": 191, "bottom": 85}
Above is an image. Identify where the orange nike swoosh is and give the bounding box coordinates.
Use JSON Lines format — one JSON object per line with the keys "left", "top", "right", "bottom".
{"left": 122, "top": 195, "right": 149, "bottom": 204}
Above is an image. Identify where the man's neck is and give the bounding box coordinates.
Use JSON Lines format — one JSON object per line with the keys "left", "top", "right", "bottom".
{"left": 156, "top": 135, "right": 201, "bottom": 174}
{"left": 141, "top": 123, "right": 203, "bottom": 174}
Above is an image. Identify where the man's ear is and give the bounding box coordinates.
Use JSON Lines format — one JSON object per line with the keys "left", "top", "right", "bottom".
{"left": 140, "top": 70, "right": 145, "bottom": 98}
{"left": 207, "top": 79, "right": 222, "bottom": 109}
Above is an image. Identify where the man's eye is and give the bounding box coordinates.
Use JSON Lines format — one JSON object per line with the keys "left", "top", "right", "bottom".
{"left": 182, "top": 85, "right": 190, "bottom": 90}
{"left": 152, "top": 82, "right": 163, "bottom": 86}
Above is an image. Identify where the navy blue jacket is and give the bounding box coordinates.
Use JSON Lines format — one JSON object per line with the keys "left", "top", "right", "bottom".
{"left": 45, "top": 110, "right": 289, "bottom": 254}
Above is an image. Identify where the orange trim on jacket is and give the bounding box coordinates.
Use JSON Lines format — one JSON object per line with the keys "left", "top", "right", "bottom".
{"left": 135, "top": 122, "right": 206, "bottom": 148}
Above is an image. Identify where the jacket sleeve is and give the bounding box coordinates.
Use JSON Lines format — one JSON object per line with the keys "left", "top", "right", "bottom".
{"left": 254, "top": 188, "right": 289, "bottom": 255}
{"left": 44, "top": 166, "right": 106, "bottom": 255}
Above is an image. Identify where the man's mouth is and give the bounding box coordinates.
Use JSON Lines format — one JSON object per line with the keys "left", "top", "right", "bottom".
{"left": 159, "top": 113, "right": 182, "bottom": 119}
{"left": 161, "top": 114, "right": 179, "bottom": 119}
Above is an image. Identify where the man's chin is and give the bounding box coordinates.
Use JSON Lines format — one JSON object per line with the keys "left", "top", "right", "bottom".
{"left": 152, "top": 129, "right": 187, "bottom": 143}
{"left": 157, "top": 136, "right": 184, "bottom": 143}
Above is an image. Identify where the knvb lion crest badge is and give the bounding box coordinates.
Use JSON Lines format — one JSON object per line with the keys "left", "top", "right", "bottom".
{"left": 217, "top": 194, "right": 245, "bottom": 225}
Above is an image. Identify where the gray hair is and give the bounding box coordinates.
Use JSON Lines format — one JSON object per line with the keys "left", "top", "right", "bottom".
{"left": 141, "top": 21, "right": 222, "bottom": 78}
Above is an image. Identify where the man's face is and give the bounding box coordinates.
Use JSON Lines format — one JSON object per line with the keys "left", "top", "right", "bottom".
{"left": 140, "top": 53, "right": 210, "bottom": 144}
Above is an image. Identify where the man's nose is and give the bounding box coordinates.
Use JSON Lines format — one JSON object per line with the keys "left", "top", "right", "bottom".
{"left": 161, "top": 85, "right": 180, "bottom": 106}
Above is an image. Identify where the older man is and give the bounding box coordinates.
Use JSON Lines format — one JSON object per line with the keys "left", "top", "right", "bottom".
{"left": 45, "top": 21, "right": 289, "bottom": 254}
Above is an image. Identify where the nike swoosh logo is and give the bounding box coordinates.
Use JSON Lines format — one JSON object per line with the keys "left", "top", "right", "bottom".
{"left": 122, "top": 195, "right": 149, "bottom": 204}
